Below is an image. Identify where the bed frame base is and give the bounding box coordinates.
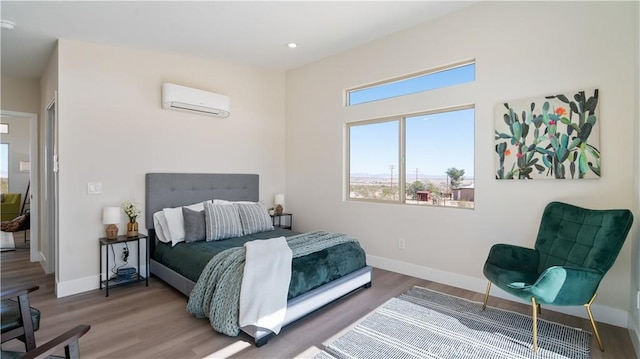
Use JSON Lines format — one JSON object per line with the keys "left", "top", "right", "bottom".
{"left": 243, "top": 265, "right": 372, "bottom": 346}
{"left": 150, "top": 260, "right": 373, "bottom": 346}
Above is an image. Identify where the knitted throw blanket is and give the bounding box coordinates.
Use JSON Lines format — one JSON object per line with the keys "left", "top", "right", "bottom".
{"left": 186, "top": 230, "right": 358, "bottom": 336}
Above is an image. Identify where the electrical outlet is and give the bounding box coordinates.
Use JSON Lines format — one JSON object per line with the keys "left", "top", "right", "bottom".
{"left": 637, "top": 290, "right": 640, "bottom": 310}
{"left": 398, "top": 238, "right": 406, "bottom": 250}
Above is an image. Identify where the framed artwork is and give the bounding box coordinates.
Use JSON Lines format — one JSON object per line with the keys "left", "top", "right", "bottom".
{"left": 495, "top": 88, "right": 600, "bottom": 180}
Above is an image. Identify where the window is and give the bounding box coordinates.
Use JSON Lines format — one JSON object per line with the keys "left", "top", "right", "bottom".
{"left": 348, "top": 107, "right": 475, "bottom": 208}
{"left": 1, "top": 143, "right": 8, "bottom": 193}
{"left": 347, "top": 61, "right": 475, "bottom": 106}
{"left": 346, "top": 60, "right": 476, "bottom": 208}
{"left": 349, "top": 120, "right": 400, "bottom": 201}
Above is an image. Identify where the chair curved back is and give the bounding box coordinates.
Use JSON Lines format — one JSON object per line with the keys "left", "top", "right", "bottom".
{"left": 534, "top": 201, "right": 633, "bottom": 274}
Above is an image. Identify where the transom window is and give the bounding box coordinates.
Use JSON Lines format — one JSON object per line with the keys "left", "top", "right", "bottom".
{"left": 346, "top": 61, "right": 475, "bottom": 106}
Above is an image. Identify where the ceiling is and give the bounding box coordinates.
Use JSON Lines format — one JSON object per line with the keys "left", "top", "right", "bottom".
{"left": 1, "top": 1, "right": 472, "bottom": 79}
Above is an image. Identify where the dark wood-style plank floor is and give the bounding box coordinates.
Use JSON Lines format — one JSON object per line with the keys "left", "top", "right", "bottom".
{"left": 1, "top": 239, "right": 637, "bottom": 358}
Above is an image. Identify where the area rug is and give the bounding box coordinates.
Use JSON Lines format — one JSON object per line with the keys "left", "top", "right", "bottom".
{"left": 315, "top": 286, "right": 591, "bottom": 359}
{"left": 1, "top": 231, "right": 16, "bottom": 252}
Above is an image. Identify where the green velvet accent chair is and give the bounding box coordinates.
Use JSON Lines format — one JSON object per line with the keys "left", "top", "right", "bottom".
{"left": 482, "top": 201, "right": 633, "bottom": 352}
{"left": 1, "top": 285, "right": 41, "bottom": 352}
{"left": 1, "top": 193, "right": 22, "bottom": 222}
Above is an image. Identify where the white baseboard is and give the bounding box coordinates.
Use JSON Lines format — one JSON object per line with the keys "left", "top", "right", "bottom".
{"left": 56, "top": 263, "right": 148, "bottom": 298}
{"left": 629, "top": 313, "right": 640, "bottom": 359}
{"left": 56, "top": 275, "right": 99, "bottom": 298}
{"left": 367, "top": 254, "right": 630, "bottom": 328}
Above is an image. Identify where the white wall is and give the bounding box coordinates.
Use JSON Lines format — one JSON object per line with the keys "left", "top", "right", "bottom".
{"left": 286, "top": 1, "right": 638, "bottom": 327}
{"left": 40, "top": 44, "right": 59, "bottom": 276}
{"left": 631, "top": 0, "right": 640, "bottom": 353}
{"left": 1, "top": 76, "right": 41, "bottom": 114}
{"left": 55, "top": 40, "right": 286, "bottom": 296}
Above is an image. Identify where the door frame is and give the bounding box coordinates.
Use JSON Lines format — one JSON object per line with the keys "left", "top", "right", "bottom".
{"left": 43, "top": 95, "right": 57, "bottom": 275}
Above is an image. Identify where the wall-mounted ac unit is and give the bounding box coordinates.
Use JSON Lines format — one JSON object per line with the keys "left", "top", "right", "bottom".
{"left": 161, "top": 83, "right": 230, "bottom": 118}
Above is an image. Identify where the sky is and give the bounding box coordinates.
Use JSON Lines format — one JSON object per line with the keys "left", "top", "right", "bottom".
{"left": 349, "top": 64, "right": 475, "bottom": 178}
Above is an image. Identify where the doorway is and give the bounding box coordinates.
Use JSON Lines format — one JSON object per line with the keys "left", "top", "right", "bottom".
{"left": 0, "top": 110, "right": 39, "bottom": 263}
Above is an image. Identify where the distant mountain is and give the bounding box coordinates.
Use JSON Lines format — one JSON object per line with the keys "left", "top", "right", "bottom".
{"left": 351, "top": 173, "right": 474, "bottom": 181}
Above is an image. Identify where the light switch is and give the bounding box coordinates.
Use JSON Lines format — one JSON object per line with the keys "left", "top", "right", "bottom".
{"left": 87, "top": 182, "right": 102, "bottom": 194}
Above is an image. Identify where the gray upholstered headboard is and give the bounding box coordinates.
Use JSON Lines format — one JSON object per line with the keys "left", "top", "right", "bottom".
{"left": 145, "top": 173, "right": 259, "bottom": 229}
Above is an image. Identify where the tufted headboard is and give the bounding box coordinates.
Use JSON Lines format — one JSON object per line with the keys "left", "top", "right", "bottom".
{"left": 145, "top": 173, "right": 259, "bottom": 230}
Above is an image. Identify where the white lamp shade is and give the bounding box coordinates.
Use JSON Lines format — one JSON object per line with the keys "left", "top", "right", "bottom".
{"left": 19, "top": 161, "right": 30, "bottom": 172}
{"left": 274, "top": 194, "right": 285, "bottom": 206}
{"left": 102, "top": 207, "right": 121, "bottom": 224}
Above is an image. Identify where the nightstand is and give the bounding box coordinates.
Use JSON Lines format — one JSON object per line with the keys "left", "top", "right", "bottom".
{"left": 271, "top": 213, "right": 292, "bottom": 230}
{"left": 99, "top": 234, "right": 149, "bottom": 297}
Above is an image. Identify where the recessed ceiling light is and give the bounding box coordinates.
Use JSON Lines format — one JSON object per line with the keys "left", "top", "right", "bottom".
{"left": 287, "top": 42, "right": 298, "bottom": 49}
{"left": 0, "top": 20, "right": 15, "bottom": 30}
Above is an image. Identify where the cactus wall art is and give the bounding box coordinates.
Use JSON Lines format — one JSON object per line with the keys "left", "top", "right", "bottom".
{"left": 495, "top": 88, "right": 600, "bottom": 180}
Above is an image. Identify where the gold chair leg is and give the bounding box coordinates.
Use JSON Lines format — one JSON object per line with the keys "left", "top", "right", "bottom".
{"left": 482, "top": 281, "right": 491, "bottom": 310}
{"left": 531, "top": 297, "right": 538, "bottom": 352}
{"left": 585, "top": 293, "right": 604, "bottom": 352}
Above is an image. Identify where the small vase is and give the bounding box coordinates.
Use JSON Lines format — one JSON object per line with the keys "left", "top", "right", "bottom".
{"left": 127, "top": 221, "right": 138, "bottom": 237}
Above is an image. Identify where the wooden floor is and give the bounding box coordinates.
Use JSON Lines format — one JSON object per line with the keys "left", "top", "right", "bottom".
{"left": 1, "top": 246, "right": 637, "bottom": 358}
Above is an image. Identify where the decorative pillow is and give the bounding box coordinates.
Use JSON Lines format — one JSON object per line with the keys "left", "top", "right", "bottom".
{"left": 163, "top": 201, "right": 211, "bottom": 246}
{"left": 152, "top": 211, "right": 171, "bottom": 243}
{"left": 234, "top": 202, "right": 274, "bottom": 235}
{"left": 182, "top": 207, "right": 206, "bottom": 243}
{"left": 0, "top": 214, "right": 27, "bottom": 232}
{"left": 203, "top": 201, "right": 243, "bottom": 241}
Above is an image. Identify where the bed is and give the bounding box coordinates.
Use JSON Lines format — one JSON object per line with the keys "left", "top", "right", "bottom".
{"left": 145, "top": 173, "right": 373, "bottom": 346}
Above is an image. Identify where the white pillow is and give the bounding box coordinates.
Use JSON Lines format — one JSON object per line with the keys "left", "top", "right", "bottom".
{"left": 163, "top": 200, "right": 211, "bottom": 247}
{"left": 153, "top": 211, "right": 171, "bottom": 243}
{"left": 163, "top": 207, "right": 185, "bottom": 246}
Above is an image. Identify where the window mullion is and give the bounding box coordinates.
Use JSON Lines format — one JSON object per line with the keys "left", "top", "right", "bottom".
{"left": 399, "top": 117, "right": 406, "bottom": 203}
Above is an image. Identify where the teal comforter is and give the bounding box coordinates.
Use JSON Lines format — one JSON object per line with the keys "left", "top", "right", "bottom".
{"left": 153, "top": 228, "right": 366, "bottom": 299}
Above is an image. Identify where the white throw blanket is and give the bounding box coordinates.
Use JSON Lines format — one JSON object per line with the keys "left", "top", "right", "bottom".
{"left": 239, "top": 236, "right": 292, "bottom": 335}
{"left": 187, "top": 230, "right": 359, "bottom": 336}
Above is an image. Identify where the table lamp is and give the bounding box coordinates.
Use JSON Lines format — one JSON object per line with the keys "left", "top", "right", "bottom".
{"left": 274, "top": 193, "right": 285, "bottom": 215}
{"left": 102, "top": 207, "right": 121, "bottom": 239}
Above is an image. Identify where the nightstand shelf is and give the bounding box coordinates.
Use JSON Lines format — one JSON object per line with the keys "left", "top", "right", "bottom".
{"left": 271, "top": 213, "right": 292, "bottom": 230}
{"left": 99, "top": 234, "right": 149, "bottom": 297}
{"left": 103, "top": 273, "right": 145, "bottom": 287}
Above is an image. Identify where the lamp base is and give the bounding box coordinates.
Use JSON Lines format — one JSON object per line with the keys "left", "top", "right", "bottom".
{"left": 275, "top": 204, "right": 283, "bottom": 215}
{"left": 105, "top": 224, "right": 118, "bottom": 239}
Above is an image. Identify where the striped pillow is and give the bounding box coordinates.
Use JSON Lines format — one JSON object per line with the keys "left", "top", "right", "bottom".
{"left": 234, "top": 202, "right": 274, "bottom": 235}
{"left": 203, "top": 202, "right": 243, "bottom": 241}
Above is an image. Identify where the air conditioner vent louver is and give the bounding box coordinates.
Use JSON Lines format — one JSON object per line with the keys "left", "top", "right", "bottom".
{"left": 161, "top": 83, "right": 230, "bottom": 118}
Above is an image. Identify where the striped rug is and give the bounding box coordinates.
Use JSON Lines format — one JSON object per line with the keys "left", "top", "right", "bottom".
{"left": 315, "top": 286, "right": 590, "bottom": 359}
